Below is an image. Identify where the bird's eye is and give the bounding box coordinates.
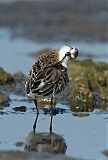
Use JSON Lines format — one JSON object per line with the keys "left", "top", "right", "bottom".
{"left": 71, "top": 47, "right": 73, "bottom": 49}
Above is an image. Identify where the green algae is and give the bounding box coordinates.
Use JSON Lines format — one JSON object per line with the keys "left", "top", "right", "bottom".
{"left": 0, "top": 67, "right": 15, "bottom": 85}
{"left": 0, "top": 92, "right": 10, "bottom": 106}
{"left": 103, "top": 150, "right": 108, "bottom": 157}
{"left": 68, "top": 59, "right": 108, "bottom": 112}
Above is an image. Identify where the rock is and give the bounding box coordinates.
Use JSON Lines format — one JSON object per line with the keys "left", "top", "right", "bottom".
{"left": 0, "top": 111, "right": 8, "bottom": 115}
{"left": 12, "top": 72, "right": 26, "bottom": 82}
{"left": 24, "top": 132, "right": 67, "bottom": 154}
{"left": 0, "top": 67, "right": 15, "bottom": 85}
{"left": 12, "top": 72, "right": 26, "bottom": 96}
{"left": 68, "top": 59, "right": 108, "bottom": 111}
{"left": 0, "top": 151, "right": 84, "bottom": 160}
{"left": 36, "top": 97, "right": 56, "bottom": 108}
{"left": 102, "top": 150, "right": 108, "bottom": 157}
{"left": 69, "top": 85, "right": 94, "bottom": 113}
{"left": 13, "top": 106, "right": 27, "bottom": 112}
{"left": 0, "top": 69, "right": 26, "bottom": 97}
{"left": 15, "top": 141, "right": 24, "bottom": 147}
{"left": 0, "top": 92, "right": 10, "bottom": 106}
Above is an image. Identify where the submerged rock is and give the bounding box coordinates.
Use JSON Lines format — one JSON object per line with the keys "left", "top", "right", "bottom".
{"left": 25, "top": 132, "right": 67, "bottom": 154}
{"left": 13, "top": 106, "right": 27, "bottom": 112}
{"left": 0, "top": 151, "right": 84, "bottom": 160}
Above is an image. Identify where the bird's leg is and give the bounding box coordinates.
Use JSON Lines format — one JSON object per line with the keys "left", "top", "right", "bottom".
{"left": 33, "top": 113, "right": 39, "bottom": 133}
{"left": 34, "top": 99, "right": 39, "bottom": 114}
{"left": 49, "top": 97, "right": 53, "bottom": 133}
{"left": 49, "top": 114, "right": 53, "bottom": 133}
{"left": 51, "top": 97, "right": 53, "bottom": 106}
{"left": 33, "top": 99, "right": 39, "bottom": 133}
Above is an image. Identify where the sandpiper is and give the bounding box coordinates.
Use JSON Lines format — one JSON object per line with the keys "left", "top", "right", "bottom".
{"left": 25, "top": 45, "right": 78, "bottom": 132}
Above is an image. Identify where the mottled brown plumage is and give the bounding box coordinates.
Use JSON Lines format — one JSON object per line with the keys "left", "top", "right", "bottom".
{"left": 38, "top": 50, "right": 59, "bottom": 68}
{"left": 25, "top": 50, "right": 69, "bottom": 98}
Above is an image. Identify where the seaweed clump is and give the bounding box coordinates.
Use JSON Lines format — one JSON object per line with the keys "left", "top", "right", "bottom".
{"left": 0, "top": 67, "right": 15, "bottom": 85}
{"left": 68, "top": 59, "right": 108, "bottom": 113}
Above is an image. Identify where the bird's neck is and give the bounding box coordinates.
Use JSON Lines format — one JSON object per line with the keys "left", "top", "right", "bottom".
{"left": 61, "top": 56, "right": 70, "bottom": 68}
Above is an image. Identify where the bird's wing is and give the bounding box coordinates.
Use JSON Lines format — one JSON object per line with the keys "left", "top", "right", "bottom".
{"left": 25, "top": 49, "right": 68, "bottom": 97}
{"left": 30, "top": 66, "right": 61, "bottom": 96}
{"left": 28, "top": 64, "right": 68, "bottom": 97}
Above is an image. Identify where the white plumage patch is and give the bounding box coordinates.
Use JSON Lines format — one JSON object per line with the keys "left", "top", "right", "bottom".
{"left": 27, "top": 91, "right": 36, "bottom": 99}
{"left": 38, "top": 80, "right": 44, "bottom": 89}
{"left": 27, "top": 80, "right": 45, "bottom": 99}
{"left": 59, "top": 45, "right": 71, "bottom": 62}
{"left": 58, "top": 45, "right": 78, "bottom": 67}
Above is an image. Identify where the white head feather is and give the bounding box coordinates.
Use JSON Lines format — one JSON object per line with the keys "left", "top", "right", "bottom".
{"left": 58, "top": 45, "right": 78, "bottom": 68}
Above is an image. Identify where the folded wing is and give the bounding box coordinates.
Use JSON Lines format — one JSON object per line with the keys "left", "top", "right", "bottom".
{"left": 26, "top": 64, "right": 69, "bottom": 97}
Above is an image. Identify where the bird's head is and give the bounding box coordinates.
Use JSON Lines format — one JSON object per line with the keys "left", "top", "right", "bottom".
{"left": 59, "top": 45, "right": 79, "bottom": 67}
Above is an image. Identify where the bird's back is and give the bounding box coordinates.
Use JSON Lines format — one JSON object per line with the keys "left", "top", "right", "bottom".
{"left": 37, "top": 50, "right": 59, "bottom": 68}
{"left": 25, "top": 50, "right": 69, "bottom": 98}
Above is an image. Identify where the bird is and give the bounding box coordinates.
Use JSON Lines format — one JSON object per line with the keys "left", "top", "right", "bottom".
{"left": 25, "top": 45, "right": 79, "bottom": 133}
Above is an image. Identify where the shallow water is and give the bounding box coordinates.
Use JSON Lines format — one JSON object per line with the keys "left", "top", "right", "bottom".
{"left": 0, "top": 28, "right": 108, "bottom": 160}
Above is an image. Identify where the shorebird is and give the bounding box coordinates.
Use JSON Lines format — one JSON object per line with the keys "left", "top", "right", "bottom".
{"left": 25, "top": 45, "right": 78, "bottom": 132}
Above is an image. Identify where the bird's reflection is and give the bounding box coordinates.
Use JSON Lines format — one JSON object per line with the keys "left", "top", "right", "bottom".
{"left": 24, "top": 131, "right": 67, "bottom": 154}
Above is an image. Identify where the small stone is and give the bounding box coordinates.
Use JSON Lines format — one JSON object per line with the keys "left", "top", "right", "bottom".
{"left": 15, "top": 141, "right": 24, "bottom": 147}
{"left": 13, "top": 106, "right": 27, "bottom": 112}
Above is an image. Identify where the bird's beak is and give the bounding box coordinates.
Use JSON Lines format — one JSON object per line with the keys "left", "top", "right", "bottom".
{"left": 71, "top": 48, "right": 79, "bottom": 59}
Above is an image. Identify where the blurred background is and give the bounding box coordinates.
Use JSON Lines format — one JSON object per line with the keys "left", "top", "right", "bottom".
{"left": 0, "top": 1, "right": 108, "bottom": 160}
{"left": 0, "top": 0, "right": 107, "bottom": 42}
